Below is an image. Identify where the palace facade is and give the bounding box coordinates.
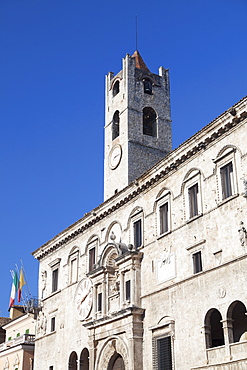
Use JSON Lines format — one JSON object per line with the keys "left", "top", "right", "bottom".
{"left": 32, "top": 51, "right": 247, "bottom": 370}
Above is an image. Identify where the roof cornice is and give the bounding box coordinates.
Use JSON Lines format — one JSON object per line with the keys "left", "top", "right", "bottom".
{"left": 32, "top": 97, "right": 247, "bottom": 261}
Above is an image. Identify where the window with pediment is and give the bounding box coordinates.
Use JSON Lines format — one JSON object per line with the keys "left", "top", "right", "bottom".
{"left": 151, "top": 317, "right": 175, "bottom": 370}
{"left": 183, "top": 169, "right": 203, "bottom": 221}
{"left": 48, "top": 258, "right": 61, "bottom": 293}
{"left": 214, "top": 146, "right": 238, "bottom": 203}
{"left": 68, "top": 247, "right": 79, "bottom": 285}
{"left": 156, "top": 190, "right": 171, "bottom": 236}
{"left": 87, "top": 237, "right": 99, "bottom": 272}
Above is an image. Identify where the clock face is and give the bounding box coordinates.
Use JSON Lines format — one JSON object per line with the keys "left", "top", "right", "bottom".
{"left": 75, "top": 278, "right": 93, "bottom": 320}
{"left": 109, "top": 144, "right": 122, "bottom": 169}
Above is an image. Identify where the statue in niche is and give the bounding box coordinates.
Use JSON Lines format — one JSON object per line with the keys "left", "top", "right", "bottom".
{"left": 41, "top": 270, "right": 47, "bottom": 298}
{"left": 109, "top": 272, "right": 120, "bottom": 294}
{"left": 238, "top": 221, "right": 247, "bottom": 247}
{"left": 37, "top": 311, "right": 47, "bottom": 336}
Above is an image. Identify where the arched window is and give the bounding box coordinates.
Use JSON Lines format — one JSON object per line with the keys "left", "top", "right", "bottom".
{"left": 143, "top": 107, "right": 157, "bottom": 137}
{"left": 143, "top": 78, "right": 152, "bottom": 94}
{"left": 112, "top": 111, "right": 120, "bottom": 140}
{"left": 80, "top": 348, "right": 89, "bottom": 370}
{"left": 68, "top": 351, "right": 77, "bottom": 370}
{"left": 113, "top": 81, "right": 120, "bottom": 97}
{"left": 227, "top": 301, "right": 247, "bottom": 342}
{"left": 204, "top": 309, "right": 225, "bottom": 348}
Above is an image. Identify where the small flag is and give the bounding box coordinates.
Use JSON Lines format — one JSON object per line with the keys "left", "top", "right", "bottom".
{"left": 18, "top": 268, "right": 26, "bottom": 303}
{"left": 8, "top": 270, "right": 19, "bottom": 311}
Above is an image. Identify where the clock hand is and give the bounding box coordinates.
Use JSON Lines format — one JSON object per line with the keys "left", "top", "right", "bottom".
{"left": 80, "top": 290, "right": 90, "bottom": 304}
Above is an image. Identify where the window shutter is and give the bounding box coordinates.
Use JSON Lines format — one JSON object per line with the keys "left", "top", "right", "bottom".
{"left": 157, "top": 336, "right": 172, "bottom": 370}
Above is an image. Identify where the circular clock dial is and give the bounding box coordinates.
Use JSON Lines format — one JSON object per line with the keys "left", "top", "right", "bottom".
{"left": 75, "top": 278, "right": 93, "bottom": 320}
{"left": 109, "top": 144, "right": 122, "bottom": 169}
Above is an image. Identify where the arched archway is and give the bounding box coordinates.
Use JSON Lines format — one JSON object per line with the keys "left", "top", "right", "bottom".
{"left": 80, "top": 348, "right": 89, "bottom": 370}
{"left": 204, "top": 308, "right": 224, "bottom": 348}
{"left": 68, "top": 351, "right": 77, "bottom": 370}
{"left": 227, "top": 301, "right": 247, "bottom": 342}
{"left": 108, "top": 354, "right": 125, "bottom": 370}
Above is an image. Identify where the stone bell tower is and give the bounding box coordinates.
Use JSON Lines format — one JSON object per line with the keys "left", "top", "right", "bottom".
{"left": 104, "top": 51, "right": 172, "bottom": 200}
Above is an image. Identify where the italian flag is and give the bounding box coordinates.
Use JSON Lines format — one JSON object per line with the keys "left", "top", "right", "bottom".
{"left": 8, "top": 270, "right": 19, "bottom": 311}
{"left": 18, "top": 268, "right": 26, "bottom": 303}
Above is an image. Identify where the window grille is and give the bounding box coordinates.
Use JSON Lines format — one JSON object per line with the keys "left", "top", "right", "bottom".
{"left": 157, "top": 336, "right": 172, "bottom": 370}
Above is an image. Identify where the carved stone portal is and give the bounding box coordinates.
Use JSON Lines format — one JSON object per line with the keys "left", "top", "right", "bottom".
{"left": 96, "top": 337, "right": 129, "bottom": 370}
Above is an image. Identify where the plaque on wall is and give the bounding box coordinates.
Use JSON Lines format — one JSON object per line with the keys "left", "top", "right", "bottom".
{"left": 156, "top": 250, "right": 176, "bottom": 284}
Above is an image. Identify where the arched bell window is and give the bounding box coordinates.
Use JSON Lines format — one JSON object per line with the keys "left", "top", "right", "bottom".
{"left": 143, "top": 107, "right": 157, "bottom": 137}
{"left": 143, "top": 78, "right": 152, "bottom": 94}
{"left": 113, "top": 80, "right": 120, "bottom": 97}
{"left": 112, "top": 111, "right": 120, "bottom": 140}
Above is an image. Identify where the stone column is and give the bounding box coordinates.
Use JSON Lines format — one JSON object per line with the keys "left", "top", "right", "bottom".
{"left": 120, "top": 271, "right": 124, "bottom": 308}
{"left": 131, "top": 267, "right": 135, "bottom": 305}
{"left": 92, "top": 285, "right": 97, "bottom": 319}
{"left": 221, "top": 319, "right": 233, "bottom": 360}
{"left": 102, "top": 278, "right": 106, "bottom": 315}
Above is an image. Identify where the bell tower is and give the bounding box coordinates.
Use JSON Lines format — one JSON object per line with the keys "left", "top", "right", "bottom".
{"left": 104, "top": 51, "right": 172, "bottom": 200}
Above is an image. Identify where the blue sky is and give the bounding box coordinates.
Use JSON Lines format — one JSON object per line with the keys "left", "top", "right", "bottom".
{"left": 0, "top": 0, "right": 246, "bottom": 317}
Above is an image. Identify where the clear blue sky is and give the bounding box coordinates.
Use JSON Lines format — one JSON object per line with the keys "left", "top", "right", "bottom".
{"left": 0, "top": 0, "right": 246, "bottom": 317}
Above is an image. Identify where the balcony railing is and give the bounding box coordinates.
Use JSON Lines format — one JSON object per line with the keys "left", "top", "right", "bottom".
{"left": 0, "top": 334, "right": 35, "bottom": 351}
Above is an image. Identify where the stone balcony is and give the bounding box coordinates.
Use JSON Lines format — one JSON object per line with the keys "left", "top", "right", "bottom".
{"left": 0, "top": 334, "right": 35, "bottom": 351}
{"left": 191, "top": 340, "right": 247, "bottom": 369}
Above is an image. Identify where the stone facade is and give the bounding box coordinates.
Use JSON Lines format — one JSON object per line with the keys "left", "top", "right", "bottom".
{"left": 32, "top": 52, "right": 247, "bottom": 370}
{"left": 0, "top": 307, "right": 35, "bottom": 370}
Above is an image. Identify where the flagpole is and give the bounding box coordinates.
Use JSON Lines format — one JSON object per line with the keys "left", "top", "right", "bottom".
{"left": 20, "top": 259, "right": 32, "bottom": 297}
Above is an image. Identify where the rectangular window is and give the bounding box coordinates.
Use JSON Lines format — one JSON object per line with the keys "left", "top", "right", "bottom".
{"left": 160, "top": 203, "right": 169, "bottom": 234}
{"left": 52, "top": 268, "right": 58, "bottom": 292}
{"left": 125, "top": 280, "right": 131, "bottom": 301}
{"left": 70, "top": 257, "right": 78, "bottom": 283}
{"left": 49, "top": 367, "right": 53, "bottom": 370}
{"left": 98, "top": 292, "right": 102, "bottom": 312}
{"left": 220, "top": 162, "right": 233, "bottom": 200}
{"left": 51, "top": 317, "right": 56, "bottom": 332}
{"left": 157, "top": 336, "right": 172, "bottom": 370}
{"left": 188, "top": 183, "right": 198, "bottom": 218}
{"left": 134, "top": 220, "right": 142, "bottom": 248}
{"left": 193, "top": 251, "right": 202, "bottom": 274}
{"left": 89, "top": 247, "right": 96, "bottom": 271}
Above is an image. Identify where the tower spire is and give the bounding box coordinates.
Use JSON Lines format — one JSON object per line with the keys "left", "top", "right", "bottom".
{"left": 131, "top": 50, "right": 150, "bottom": 72}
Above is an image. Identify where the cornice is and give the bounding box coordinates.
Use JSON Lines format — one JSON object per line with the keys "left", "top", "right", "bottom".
{"left": 32, "top": 99, "right": 247, "bottom": 261}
